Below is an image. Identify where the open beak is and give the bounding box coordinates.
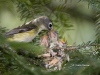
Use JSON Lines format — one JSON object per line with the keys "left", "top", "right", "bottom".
{"left": 40, "top": 35, "right": 49, "bottom": 47}
{"left": 48, "top": 30, "right": 58, "bottom": 42}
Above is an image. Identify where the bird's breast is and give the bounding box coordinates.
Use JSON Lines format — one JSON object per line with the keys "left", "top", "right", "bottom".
{"left": 7, "top": 25, "right": 46, "bottom": 42}
{"left": 8, "top": 29, "right": 37, "bottom": 42}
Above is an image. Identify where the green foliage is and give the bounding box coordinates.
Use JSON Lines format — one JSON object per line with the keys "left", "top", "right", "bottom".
{"left": 0, "top": 25, "right": 100, "bottom": 75}
{"left": 14, "top": 0, "right": 73, "bottom": 29}
{"left": 14, "top": 0, "right": 52, "bottom": 20}
{"left": 80, "top": 0, "right": 100, "bottom": 44}
{"left": 0, "top": 26, "right": 8, "bottom": 44}
{"left": 0, "top": 0, "right": 100, "bottom": 75}
{"left": 83, "top": 0, "right": 100, "bottom": 11}
{"left": 95, "top": 13, "right": 100, "bottom": 44}
{"left": 9, "top": 42, "right": 44, "bottom": 56}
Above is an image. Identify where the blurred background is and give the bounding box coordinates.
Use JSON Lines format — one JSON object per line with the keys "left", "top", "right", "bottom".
{"left": 0, "top": 0, "right": 98, "bottom": 45}
{"left": 0, "top": 0, "right": 100, "bottom": 75}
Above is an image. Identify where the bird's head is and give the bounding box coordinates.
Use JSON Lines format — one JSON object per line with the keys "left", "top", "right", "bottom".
{"left": 34, "top": 16, "right": 53, "bottom": 31}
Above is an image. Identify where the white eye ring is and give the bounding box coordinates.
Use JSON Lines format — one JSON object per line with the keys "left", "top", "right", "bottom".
{"left": 49, "top": 23, "right": 52, "bottom": 28}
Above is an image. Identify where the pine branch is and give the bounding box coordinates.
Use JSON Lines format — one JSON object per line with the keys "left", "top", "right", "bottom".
{"left": 84, "top": 0, "right": 100, "bottom": 11}
{"left": 53, "top": 43, "right": 100, "bottom": 51}
{"left": 14, "top": 0, "right": 52, "bottom": 20}
{"left": 79, "top": 0, "right": 100, "bottom": 44}
{"left": 0, "top": 40, "right": 100, "bottom": 75}
{"left": 95, "top": 12, "right": 100, "bottom": 44}
{"left": 1, "top": 0, "right": 100, "bottom": 74}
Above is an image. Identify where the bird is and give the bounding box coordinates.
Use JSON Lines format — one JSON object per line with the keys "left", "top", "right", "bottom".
{"left": 40, "top": 35, "right": 49, "bottom": 47}
{"left": 5, "top": 16, "right": 53, "bottom": 42}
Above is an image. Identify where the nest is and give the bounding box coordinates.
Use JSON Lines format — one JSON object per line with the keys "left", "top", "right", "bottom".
{"left": 40, "top": 30, "right": 70, "bottom": 71}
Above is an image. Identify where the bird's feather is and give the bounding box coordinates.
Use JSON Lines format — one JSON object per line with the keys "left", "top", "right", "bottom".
{"left": 6, "top": 21, "right": 37, "bottom": 37}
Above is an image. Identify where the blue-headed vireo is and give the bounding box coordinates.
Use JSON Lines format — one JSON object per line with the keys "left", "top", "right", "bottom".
{"left": 6, "top": 16, "right": 53, "bottom": 42}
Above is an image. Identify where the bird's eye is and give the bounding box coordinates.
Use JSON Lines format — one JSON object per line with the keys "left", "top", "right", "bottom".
{"left": 49, "top": 23, "right": 52, "bottom": 28}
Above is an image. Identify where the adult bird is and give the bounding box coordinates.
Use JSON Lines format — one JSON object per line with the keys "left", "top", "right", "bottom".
{"left": 6, "top": 16, "right": 53, "bottom": 42}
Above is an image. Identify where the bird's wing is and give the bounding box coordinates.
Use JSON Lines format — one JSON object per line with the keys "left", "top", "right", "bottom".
{"left": 6, "top": 21, "right": 37, "bottom": 36}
